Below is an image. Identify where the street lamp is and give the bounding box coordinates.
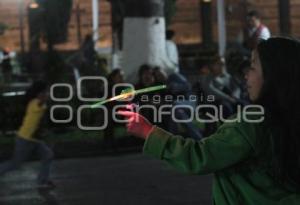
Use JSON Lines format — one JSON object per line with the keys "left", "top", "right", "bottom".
{"left": 29, "top": 2, "right": 39, "bottom": 9}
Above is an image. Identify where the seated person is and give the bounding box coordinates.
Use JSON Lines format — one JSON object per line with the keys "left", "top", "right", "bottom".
{"left": 154, "top": 67, "right": 203, "bottom": 140}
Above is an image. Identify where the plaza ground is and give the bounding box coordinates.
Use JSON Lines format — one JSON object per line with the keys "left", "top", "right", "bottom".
{"left": 0, "top": 153, "right": 212, "bottom": 205}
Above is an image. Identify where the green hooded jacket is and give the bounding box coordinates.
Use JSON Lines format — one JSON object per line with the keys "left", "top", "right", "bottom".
{"left": 143, "top": 119, "right": 300, "bottom": 205}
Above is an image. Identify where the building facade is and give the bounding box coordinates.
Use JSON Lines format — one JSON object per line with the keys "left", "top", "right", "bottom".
{"left": 0, "top": 0, "right": 299, "bottom": 52}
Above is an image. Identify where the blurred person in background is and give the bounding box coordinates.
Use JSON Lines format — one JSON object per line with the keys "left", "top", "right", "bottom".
{"left": 163, "top": 30, "right": 180, "bottom": 75}
{"left": 104, "top": 68, "right": 126, "bottom": 151}
{"left": 135, "top": 64, "right": 155, "bottom": 89}
{"left": 134, "top": 65, "right": 156, "bottom": 124}
{"left": 0, "top": 81, "right": 54, "bottom": 188}
{"left": 202, "top": 56, "right": 242, "bottom": 118}
{"left": 154, "top": 67, "right": 203, "bottom": 140}
{"left": 237, "top": 10, "right": 271, "bottom": 55}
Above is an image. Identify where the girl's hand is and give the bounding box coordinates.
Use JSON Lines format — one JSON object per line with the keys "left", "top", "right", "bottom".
{"left": 117, "top": 110, "right": 154, "bottom": 140}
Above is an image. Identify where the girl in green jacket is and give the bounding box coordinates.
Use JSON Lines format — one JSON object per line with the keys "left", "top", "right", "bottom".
{"left": 118, "top": 37, "right": 300, "bottom": 205}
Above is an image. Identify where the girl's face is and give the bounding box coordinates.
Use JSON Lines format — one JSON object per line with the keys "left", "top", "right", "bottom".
{"left": 245, "top": 50, "right": 264, "bottom": 101}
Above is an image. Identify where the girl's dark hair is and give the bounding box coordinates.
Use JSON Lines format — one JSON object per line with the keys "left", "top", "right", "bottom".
{"left": 24, "top": 80, "right": 47, "bottom": 105}
{"left": 256, "top": 37, "right": 300, "bottom": 190}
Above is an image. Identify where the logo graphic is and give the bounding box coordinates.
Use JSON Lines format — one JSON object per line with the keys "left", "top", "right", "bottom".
{"left": 50, "top": 77, "right": 265, "bottom": 130}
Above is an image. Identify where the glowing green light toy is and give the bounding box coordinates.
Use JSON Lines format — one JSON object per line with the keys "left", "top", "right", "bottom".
{"left": 91, "top": 85, "right": 167, "bottom": 108}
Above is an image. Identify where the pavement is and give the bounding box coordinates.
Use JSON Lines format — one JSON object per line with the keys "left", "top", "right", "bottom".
{"left": 0, "top": 154, "right": 212, "bottom": 205}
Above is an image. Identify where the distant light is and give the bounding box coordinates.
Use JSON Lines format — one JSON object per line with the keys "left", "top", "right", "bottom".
{"left": 203, "top": 0, "right": 211, "bottom": 3}
{"left": 2, "top": 91, "right": 25, "bottom": 97}
{"left": 29, "top": 2, "right": 39, "bottom": 9}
